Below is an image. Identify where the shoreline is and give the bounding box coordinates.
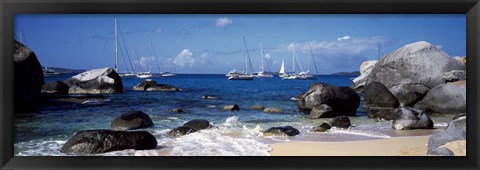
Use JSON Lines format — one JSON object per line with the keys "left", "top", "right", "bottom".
{"left": 269, "top": 135, "right": 431, "bottom": 156}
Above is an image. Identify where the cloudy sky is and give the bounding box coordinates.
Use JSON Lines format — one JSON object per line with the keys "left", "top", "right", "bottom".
{"left": 15, "top": 14, "right": 465, "bottom": 74}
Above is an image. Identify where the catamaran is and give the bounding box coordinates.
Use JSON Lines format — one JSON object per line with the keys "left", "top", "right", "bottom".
{"left": 255, "top": 44, "right": 273, "bottom": 78}
{"left": 228, "top": 37, "right": 255, "bottom": 80}
{"left": 162, "top": 59, "right": 177, "bottom": 77}
{"left": 282, "top": 43, "right": 318, "bottom": 80}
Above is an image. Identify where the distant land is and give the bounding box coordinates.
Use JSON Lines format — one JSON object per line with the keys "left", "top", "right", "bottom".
{"left": 42, "top": 66, "right": 85, "bottom": 75}
{"left": 330, "top": 71, "right": 360, "bottom": 76}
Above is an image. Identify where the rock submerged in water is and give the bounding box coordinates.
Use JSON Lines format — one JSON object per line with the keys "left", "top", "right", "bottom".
{"left": 250, "top": 105, "right": 265, "bottom": 110}
{"left": 61, "top": 130, "right": 157, "bottom": 154}
{"left": 171, "top": 108, "right": 184, "bottom": 113}
{"left": 352, "top": 60, "right": 378, "bottom": 91}
{"left": 297, "top": 83, "right": 360, "bottom": 117}
{"left": 392, "top": 107, "right": 434, "bottom": 130}
{"left": 133, "top": 80, "right": 180, "bottom": 92}
{"left": 330, "top": 116, "right": 351, "bottom": 129}
{"left": 312, "top": 122, "right": 331, "bottom": 132}
{"left": 167, "top": 126, "right": 197, "bottom": 137}
{"left": 414, "top": 81, "right": 466, "bottom": 115}
{"left": 14, "top": 40, "right": 44, "bottom": 113}
{"left": 167, "top": 119, "right": 212, "bottom": 137}
{"left": 224, "top": 104, "right": 240, "bottom": 111}
{"left": 64, "top": 68, "right": 123, "bottom": 94}
{"left": 366, "top": 41, "right": 465, "bottom": 106}
{"left": 111, "top": 111, "right": 154, "bottom": 130}
{"left": 263, "top": 107, "right": 283, "bottom": 113}
{"left": 263, "top": 126, "right": 300, "bottom": 136}
{"left": 427, "top": 116, "right": 466, "bottom": 156}
{"left": 42, "top": 80, "right": 69, "bottom": 95}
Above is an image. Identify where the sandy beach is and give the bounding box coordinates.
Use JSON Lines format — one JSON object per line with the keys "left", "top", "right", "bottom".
{"left": 270, "top": 136, "right": 431, "bottom": 156}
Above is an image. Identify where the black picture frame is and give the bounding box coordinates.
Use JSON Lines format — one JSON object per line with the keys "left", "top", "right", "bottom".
{"left": 1, "top": 0, "right": 479, "bottom": 169}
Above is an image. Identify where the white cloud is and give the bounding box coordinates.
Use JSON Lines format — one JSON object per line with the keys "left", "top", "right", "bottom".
{"left": 134, "top": 56, "right": 156, "bottom": 71}
{"left": 173, "top": 49, "right": 195, "bottom": 67}
{"left": 264, "top": 53, "right": 272, "bottom": 60}
{"left": 215, "top": 17, "right": 233, "bottom": 27}
{"left": 152, "top": 27, "right": 163, "bottom": 33}
{"left": 435, "top": 45, "right": 443, "bottom": 49}
{"left": 337, "top": 36, "right": 351, "bottom": 41}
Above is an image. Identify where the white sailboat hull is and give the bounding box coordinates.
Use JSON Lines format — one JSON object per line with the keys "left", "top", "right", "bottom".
{"left": 228, "top": 74, "right": 255, "bottom": 80}
{"left": 162, "top": 73, "right": 176, "bottom": 77}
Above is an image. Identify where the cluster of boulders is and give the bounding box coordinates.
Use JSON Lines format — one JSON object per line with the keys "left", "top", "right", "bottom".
{"left": 62, "top": 110, "right": 157, "bottom": 154}
{"left": 312, "top": 116, "right": 352, "bottom": 132}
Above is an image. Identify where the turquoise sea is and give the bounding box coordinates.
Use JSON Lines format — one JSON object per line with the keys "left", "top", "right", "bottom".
{"left": 14, "top": 74, "right": 452, "bottom": 156}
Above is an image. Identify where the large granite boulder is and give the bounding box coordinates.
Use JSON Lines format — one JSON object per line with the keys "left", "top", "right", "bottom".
{"left": 111, "top": 111, "right": 154, "bottom": 130}
{"left": 14, "top": 40, "right": 44, "bottom": 113}
{"left": 427, "top": 116, "right": 466, "bottom": 156}
{"left": 352, "top": 60, "right": 378, "bottom": 91}
{"left": 414, "top": 81, "right": 466, "bottom": 115}
{"left": 132, "top": 80, "right": 180, "bottom": 92}
{"left": 263, "top": 126, "right": 300, "bottom": 136}
{"left": 61, "top": 130, "right": 157, "bottom": 154}
{"left": 442, "top": 70, "right": 466, "bottom": 83}
{"left": 364, "top": 82, "right": 399, "bottom": 120}
{"left": 388, "top": 84, "right": 430, "bottom": 107}
{"left": 392, "top": 107, "right": 434, "bottom": 130}
{"left": 298, "top": 83, "right": 360, "bottom": 117}
{"left": 64, "top": 68, "right": 123, "bottom": 94}
{"left": 367, "top": 41, "right": 465, "bottom": 106}
{"left": 42, "top": 80, "right": 69, "bottom": 95}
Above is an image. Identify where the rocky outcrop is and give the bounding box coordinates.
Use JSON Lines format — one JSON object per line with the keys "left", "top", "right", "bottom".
{"left": 366, "top": 41, "right": 465, "bottom": 106}
{"left": 352, "top": 60, "right": 378, "bottom": 91}
{"left": 414, "top": 81, "right": 466, "bottom": 115}
{"left": 111, "top": 111, "right": 153, "bottom": 130}
{"left": 298, "top": 83, "right": 360, "bottom": 117}
{"left": 223, "top": 104, "right": 240, "bottom": 111}
{"left": 42, "top": 80, "right": 69, "bottom": 95}
{"left": 392, "top": 107, "right": 434, "bottom": 130}
{"left": 171, "top": 108, "right": 184, "bottom": 113}
{"left": 263, "top": 126, "right": 300, "bottom": 136}
{"left": 427, "top": 116, "right": 466, "bottom": 156}
{"left": 364, "top": 82, "right": 399, "bottom": 120}
{"left": 263, "top": 107, "right": 283, "bottom": 113}
{"left": 442, "top": 70, "right": 466, "bottom": 83}
{"left": 64, "top": 68, "right": 123, "bottom": 94}
{"left": 61, "top": 130, "right": 157, "bottom": 154}
{"left": 330, "top": 116, "right": 351, "bottom": 129}
{"left": 14, "top": 40, "right": 44, "bottom": 113}
{"left": 132, "top": 80, "right": 180, "bottom": 92}
{"left": 308, "top": 104, "right": 333, "bottom": 119}
{"left": 250, "top": 105, "right": 265, "bottom": 110}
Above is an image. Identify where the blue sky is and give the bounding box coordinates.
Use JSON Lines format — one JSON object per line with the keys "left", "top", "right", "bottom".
{"left": 15, "top": 14, "right": 465, "bottom": 74}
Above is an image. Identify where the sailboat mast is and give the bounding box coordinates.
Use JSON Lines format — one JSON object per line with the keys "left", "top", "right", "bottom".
{"left": 292, "top": 50, "right": 295, "bottom": 73}
{"left": 260, "top": 44, "right": 264, "bottom": 72}
{"left": 115, "top": 18, "right": 119, "bottom": 72}
{"left": 243, "top": 37, "right": 247, "bottom": 73}
{"left": 309, "top": 43, "right": 319, "bottom": 75}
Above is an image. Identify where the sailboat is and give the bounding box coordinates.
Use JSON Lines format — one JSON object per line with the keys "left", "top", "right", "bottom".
{"left": 255, "top": 44, "right": 273, "bottom": 78}
{"left": 228, "top": 37, "right": 255, "bottom": 80}
{"left": 295, "top": 43, "right": 318, "bottom": 80}
{"left": 135, "top": 48, "right": 153, "bottom": 79}
{"left": 281, "top": 50, "right": 300, "bottom": 80}
{"left": 114, "top": 18, "right": 136, "bottom": 77}
{"left": 162, "top": 58, "right": 177, "bottom": 77}
{"left": 278, "top": 59, "right": 287, "bottom": 78}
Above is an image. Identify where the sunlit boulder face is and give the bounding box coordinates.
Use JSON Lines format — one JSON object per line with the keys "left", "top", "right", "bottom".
{"left": 351, "top": 60, "right": 378, "bottom": 91}
{"left": 414, "top": 81, "right": 466, "bottom": 115}
{"left": 64, "top": 68, "right": 123, "bottom": 94}
{"left": 366, "top": 41, "right": 465, "bottom": 106}
{"left": 14, "top": 40, "right": 44, "bottom": 113}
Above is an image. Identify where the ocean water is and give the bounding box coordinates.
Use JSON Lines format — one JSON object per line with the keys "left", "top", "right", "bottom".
{"left": 14, "top": 74, "right": 452, "bottom": 156}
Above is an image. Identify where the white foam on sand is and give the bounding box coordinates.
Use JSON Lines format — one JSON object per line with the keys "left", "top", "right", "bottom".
{"left": 327, "top": 128, "right": 391, "bottom": 139}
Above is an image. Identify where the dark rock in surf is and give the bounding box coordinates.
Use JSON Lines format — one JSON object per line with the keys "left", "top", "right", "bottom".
{"left": 330, "top": 116, "right": 351, "bottom": 129}
{"left": 250, "top": 105, "right": 265, "bottom": 110}
{"left": 223, "top": 104, "right": 240, "bottom": 111}
{"left": 111, "top": 111, "right": 153, "bottom": 130}
{"left": 312, "top": 123, "right": 331, "bottom": 132}
{"left": 14, "top": 40, "right": 44, "bottom": 113}
{"left": 183, "top": 119, "right": 211, "bottom": 130}
{"left": 171, "top": 108, "right": 184, "bottom": 113}
{"left": 167, "top": 126, "right": 197, "bottom": 137}
{"left": 42, "top": 80, "right": 69, "bottom": 95}
{"left": 392, "top": 107, "right": 434, "bottom": 130}
{"left": 263, "top": 107, "right": 284, "bottom": 113}
{"left": 133, "top": 80, "right": 180, "bottom": 92}
{"left": 64, "top": 68, "right": 123, "bottom": 94}
{"left": 297, "top": 83, "right": 360, "bottom": 117}
{"left": 61, "top": 130, "right": 157, "bottom": 154}
{"left": 263, "top": 126, "right": 300, "bottom": 136}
